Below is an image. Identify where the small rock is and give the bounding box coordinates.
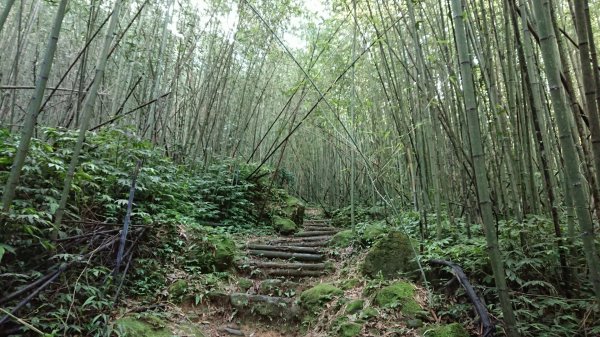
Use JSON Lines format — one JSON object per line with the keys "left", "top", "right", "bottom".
{"left": 345, "top": 299, "right": 364, "bottom": 314}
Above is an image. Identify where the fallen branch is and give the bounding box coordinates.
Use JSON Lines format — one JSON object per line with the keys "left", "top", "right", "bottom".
{"left": 428, "top": 259, "right": 495, "bottom": 337}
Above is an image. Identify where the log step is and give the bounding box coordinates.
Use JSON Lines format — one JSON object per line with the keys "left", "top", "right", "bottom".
{"left": 245, "top": 260, "right": 329, "bottom": 270}
{"left": 247, "top": 250, "right": 323, "bottom": 261}
{"left": 278, "top": 241, "right": 329, "bottom": 247}
{"left": 304, "top": 226, "right": 338, "bottom": 232}
{"left": 262, "top": 269, "right": 326, "bottom": 277}
{"left": 246, "top": 244, "right": 322, "bottom": 254}
{"left": 295, "top": 230, "right": 338, "bottom": 237}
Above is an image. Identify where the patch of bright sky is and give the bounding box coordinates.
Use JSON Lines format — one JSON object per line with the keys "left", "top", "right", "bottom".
{"left": 168, "top": 0, "right": 331, "bottom": 50}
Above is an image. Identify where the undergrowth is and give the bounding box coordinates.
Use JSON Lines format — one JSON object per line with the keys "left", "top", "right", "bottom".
{"left": 330, "top": 204, "right": 600, "bottom": 337}
{"left": 0, "top": 127, "right": 292, "bottom": 336}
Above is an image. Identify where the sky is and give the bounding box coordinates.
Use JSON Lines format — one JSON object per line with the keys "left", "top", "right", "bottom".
{"left": 169, "top": 0, "right": 331, "bottom": 50}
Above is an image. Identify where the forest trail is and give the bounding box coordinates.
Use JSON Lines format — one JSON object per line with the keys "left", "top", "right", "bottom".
{"left": 201, "top": 210, "right": 342, "bottom": 336}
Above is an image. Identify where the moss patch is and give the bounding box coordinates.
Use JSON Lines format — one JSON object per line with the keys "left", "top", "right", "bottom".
{"left": 373, "top": 281, "right": 421, "bottom": 315}
{"left": 337, "top": 322, "right": 363, "bottom": 337}
{"left": 237, "top": 278, "right": 253, "bottom": 292}
{"left": 273, "top": 215, "right": 298, "bottom": 235}
{"left": 359, "top": 307, "right": 378, "bottom": 320}
{"left": 422, "top": 323, "right": 469, "bottom": 337}
{"left": 361, "top": 231, "right": 416, "bottom": 279}
{"left": 345, "top": 299, "right": 364, "bottom": 314}
{"left": 114, "top": 317, "right": 171, "bottom": 337}
{"left": 193, "top": 234, "right": 237, "bottom": 272}
{"left": 331, "top": 230, "right": 354, "bottom": 248}
{"left": 300, "top": 283, "right": 344, "bottom": 313}
{"left": 284, "top": 196, "right": 305, "bottom": 225}
{"left": 360, "top": 222, "right": 387, "bottom": 244}
{"left": 168, "top": 279, "right": 188, "bottom": 299}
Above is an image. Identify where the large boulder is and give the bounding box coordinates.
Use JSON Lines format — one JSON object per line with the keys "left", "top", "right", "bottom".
{"left": 361, "top": 231, "right": 416, "bottom": 279}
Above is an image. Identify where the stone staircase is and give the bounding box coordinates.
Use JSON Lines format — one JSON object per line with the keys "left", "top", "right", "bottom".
{"left": 243, "top": 219, "right": 338, "bottom": 278}
{"left": 224, "top": 218, "right": 339, "bottom": 329}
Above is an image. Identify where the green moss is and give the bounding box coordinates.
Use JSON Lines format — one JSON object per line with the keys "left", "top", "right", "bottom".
{"left": 345, "top": 299, "right": 364, "bottom": 314}
{"left": 331, "top": 230, "right": 354, "bottom": 248}
{"left": 361, "top": 231, "right": 416, "bottom": 279}
{"left": 273, "top": 215, "right": 298, "bottom": 235}
{"left": 114, "top": 317, "right": 171, "bottom": 337}
{"left": 374, "top": 281, "right": 421, "bottom": 315}
{"left": 422, "top": 323, "right": 469, "bottom": 337}
{"left": 284, "top": 196, "right": 306, "bottom": 225}
{"left": 168, "top": 279, "right": 188, "bottom": 299}
{"left": 299, "top": 283, "right": 344, "bottom": 313}
{"left": 213, "top": 236, "right": 237, "bottom": 269}
{"left": 193, "top": 234, "right": 237, "bottom": 272}
{"left": 337, "top": 322, "right": 362, "bottom": 337}
{"left": 237, "top": 278, "right": 253, "bottom": 291}
{"left": 360, "top": 222, "right": 387, "bottom": 244}
{"left": 259, "top": 279, "right": 283, "bottom": 294}
{"left": 359, "top": 307, "right": 378, "bottom": 320}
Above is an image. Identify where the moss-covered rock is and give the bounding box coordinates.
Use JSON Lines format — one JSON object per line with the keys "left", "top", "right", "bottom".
{"left": 331, "top": 230, "right": 354, "bottom": 248}
{"left": 361, "top": 231, "right": 416, "bottom": 279}
{"left": 422, "top": 323, "right": 469, "bottom": 337}
{"left": 337, "top": 322, "right": 363, "bottom": 337}
{"left": 299, "top": 283, "right": 344, "bottom": 313}
{"left": 284, "top": 196, "right": 305, "bottom": 225}
{"left": 273, "top": 215, "right": 298, "bottom": 235}
{"left": 373, "top": 281, "right": 421, "bottom": 315}
{"left": 237, "top": 278, "right": 253, "bottom": 292}
{"left": 345, "top": 299, "right": 364, "bottom": 314}
{"left": 168, "top": 279, "right": 188, "bottom": 299}
{"left": 259, "top": 279, "right": 283, "bottom": 294}
{"left": 193, "top": 234, "right": 237, "bottom": 272}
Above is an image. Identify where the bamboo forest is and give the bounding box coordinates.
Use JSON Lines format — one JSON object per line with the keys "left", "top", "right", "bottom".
{"left": 1, "top": 0, "right": 600, "bottom": 336}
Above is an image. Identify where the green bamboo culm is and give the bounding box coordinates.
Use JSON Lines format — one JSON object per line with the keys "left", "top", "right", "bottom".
{"left": 53, "top": 0, "right": 123, "bottom": 229}
{"left": 2, "top": 0, "right": 69, "bottom": 213}
{"left": 531, "top": 0, "right": 600, "bottom": 302}
{"left": 450, "top": 0, "right": 520, "bottom": 335}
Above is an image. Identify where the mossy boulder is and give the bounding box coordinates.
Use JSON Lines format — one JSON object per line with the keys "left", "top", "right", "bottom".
{"left": 373, "top": 281, "right": 421, "bottom": 316}
{"left": 284, "top": 196, "right": 305, "bottom": 225}
{"left": 331, "top": 230, "right": 354, "bottom": 248}
{"left": 299, "top": 283, "right": 344, "bottom": 313}
{"left": 345, "top": 299, "right": 364, "bottom": 314}
{"left": 361, "top": 231, "right": 416, "bottom": 279}
{"left": 259, "top": 279, "right": 282, "bottom": 294}
{"left": 168, "top": 279, "right": 188, "bottom": 299}
{"left": 273, "top": 215, "right": 298, "bottom": 235}
{"left": 422, "top": 323, "right": 469, "bottom": 337}
{"left": 193, "top": 234, "right": 237, "bottom": 272}
{"left": 237, "top": 278, "right": 253, "bottom": 292}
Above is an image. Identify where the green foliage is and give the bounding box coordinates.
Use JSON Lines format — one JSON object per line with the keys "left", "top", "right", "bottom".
{"left": 0, "top": 128, "right": 291, "bottom": 336}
